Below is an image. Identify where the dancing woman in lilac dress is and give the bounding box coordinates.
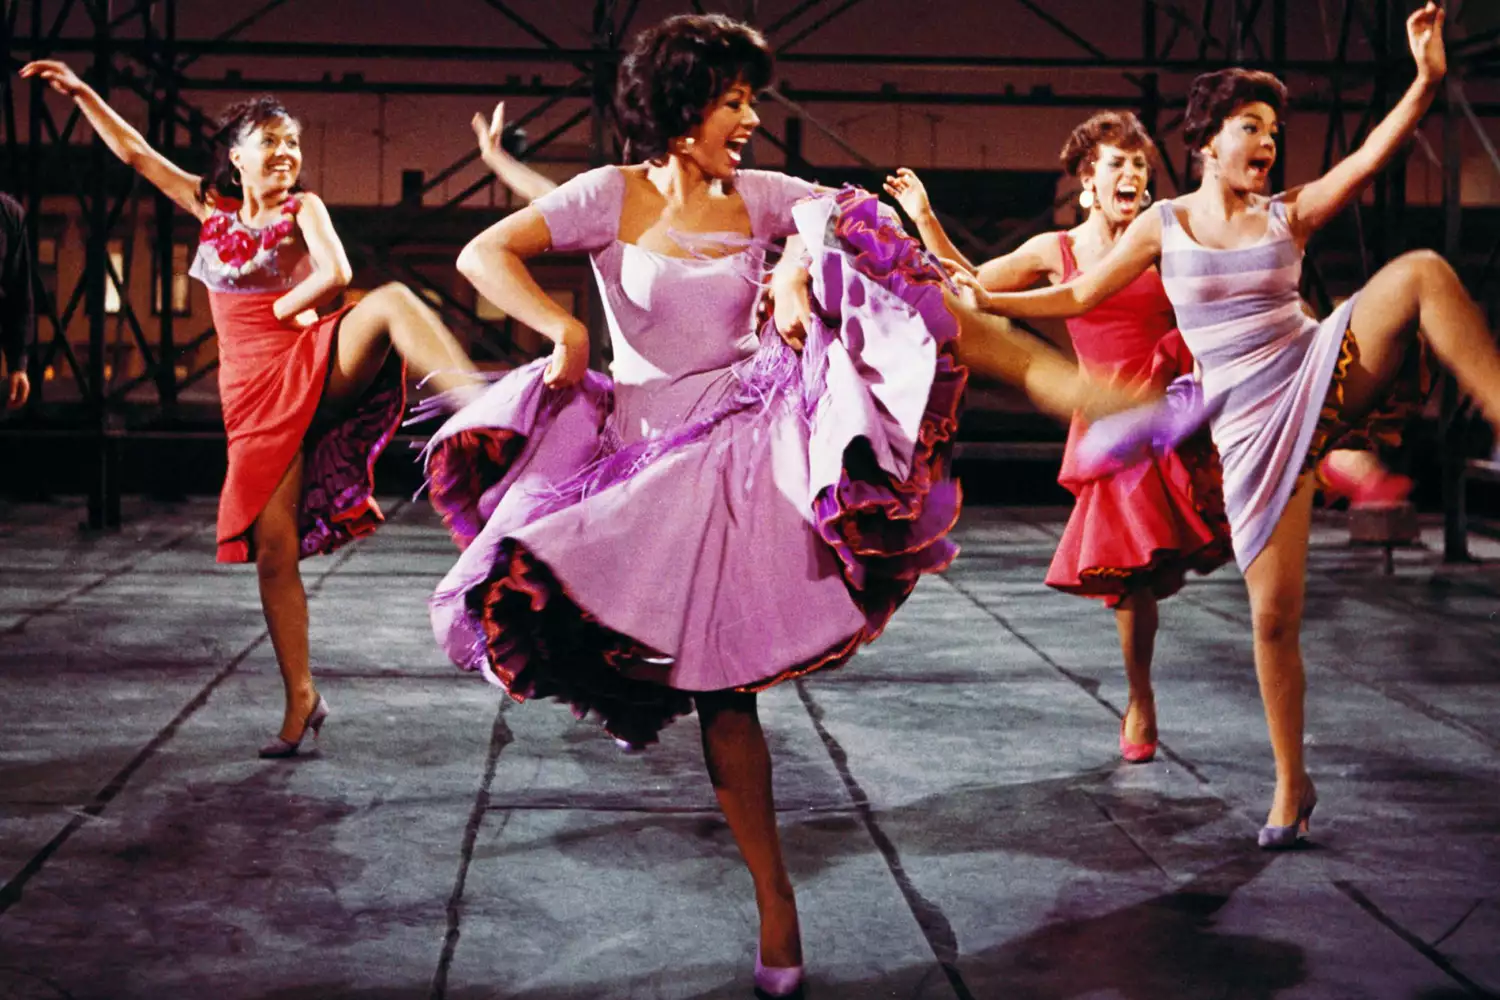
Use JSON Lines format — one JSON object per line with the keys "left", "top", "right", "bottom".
{"left": 20, "top": 60, "right": 481, "bottom": 758}
{"left": 949, "top": 4, "right": 1500, "bottom": 849}
{"left": 425, "top": 14, "right": 1145, "bottom": 995}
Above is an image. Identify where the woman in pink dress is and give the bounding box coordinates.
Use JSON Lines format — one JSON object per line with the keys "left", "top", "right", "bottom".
{"left": 887, "top": 112, "right": 1231, "bottom": 765}
{"left": 949, "top": 4, "right": 1500, "bottom": 848}
{"left": 21, "top": 60, "right": 481, "bottom": 758}
{"left": 428, "top": 14, "right": 1153, "bottom": 994}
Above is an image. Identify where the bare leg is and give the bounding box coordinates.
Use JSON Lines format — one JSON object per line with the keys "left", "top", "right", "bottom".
{"left": 1340, "top": 250, "right": 1500, "bottom": 430}
{"left": 697, "top": 689, "right": 801, "bottom": 969}
{"left": 950, "top": 300, "right": 1152, "bottom": 422}
{"left": 324, "top": 282, "right": 482, "bottom": 410}
{"left": 251, "top": 454, "right": 319, "bottom": 742}
{"left": 1241, "top": 477, "right": 1318, "bottom": 829}
{"left": 1115, "top": 589, "right": 1159, "bottom": 746}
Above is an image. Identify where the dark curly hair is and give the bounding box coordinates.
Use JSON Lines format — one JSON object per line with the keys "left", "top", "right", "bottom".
{"left": 1182, "top": 68, "right": 1288, "bottom": 153}
{"left": 614, "top": 14, "right": 772, "bottom": 163}
{"left": 197, "top": 95, "right": 304, "bottom": 204}
{"left": 1059, "top": 111, "right": 1158, "bottom": 180}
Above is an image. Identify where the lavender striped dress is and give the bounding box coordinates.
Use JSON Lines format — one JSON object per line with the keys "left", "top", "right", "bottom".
{"left": 1157, "top": 198, "right": 1357, "bottom": 570}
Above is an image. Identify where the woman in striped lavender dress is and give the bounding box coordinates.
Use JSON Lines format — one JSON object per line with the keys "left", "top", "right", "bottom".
{"left": 948, "top": 3, "right": 1500, "bottom": 848}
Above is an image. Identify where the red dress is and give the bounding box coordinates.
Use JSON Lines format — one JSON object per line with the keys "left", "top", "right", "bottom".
{"left": 191, "top": 196, "right": 406, "bottom": 563}
{"left": 1045, "top": 233, "right": 1230, "bottom": 606}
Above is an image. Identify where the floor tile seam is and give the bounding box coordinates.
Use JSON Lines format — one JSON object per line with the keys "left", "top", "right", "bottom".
{"left": 1332, "top": 879, "right": 1500, "bottom": 999}
{"left": 1, "top": 525, "right": 201, "bottom": 634}
{"left": 933, "top": 574, "right": 1215, "bottom": 787}
{"left": 1172, "top": 591, "right": 1500, "bottom": 752}
{"left": 431, "top": 702, "right": 513, "bottom": 1000}
{"left": 793, "top": 680, "right": 974, "bottom": 1000}
{"left": 0, "top": 542, "right": 362, "bottom": 923}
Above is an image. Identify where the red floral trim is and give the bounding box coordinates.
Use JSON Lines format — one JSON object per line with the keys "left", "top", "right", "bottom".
{"left": 1301, "top": 323, "right": 1423, "bottom": 485}
{"left": 200, "top": 195, "right": 301, "bottom": 268}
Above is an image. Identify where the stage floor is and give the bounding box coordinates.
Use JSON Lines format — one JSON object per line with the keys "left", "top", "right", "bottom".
{"left": 1, "top": 498, "right": 1497, "bottom": 999}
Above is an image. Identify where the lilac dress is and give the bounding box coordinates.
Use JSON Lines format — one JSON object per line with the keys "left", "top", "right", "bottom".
{"left": 1156, "top": 198, "right": 1356, "bottom": 570}
{"left": 424, "top": 167, "right": 965, "bottom": 745}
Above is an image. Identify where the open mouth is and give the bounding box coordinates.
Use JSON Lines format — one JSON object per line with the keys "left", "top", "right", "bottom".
{"left": 1247, "top": 156, "right": 1274, "bottom": 174}
{"left": 1115, "top": 184, "right": 1141, "bottom": 210}
{"left": 725, "top": 135, "right": 751, "bottom": 165}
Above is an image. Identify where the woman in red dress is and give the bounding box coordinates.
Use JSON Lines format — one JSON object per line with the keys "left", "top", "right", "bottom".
{"left": 23, "top": 61, "right": 481, "bottom": 757}
{"left": 886, "top": 112, "right": 1231, "bottom": 762}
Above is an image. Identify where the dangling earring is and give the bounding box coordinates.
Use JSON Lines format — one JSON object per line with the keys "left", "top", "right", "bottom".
{"left": 1139, "top": 189, "right": 1153, "bottom": 208}
{"left": 1078, "top": 188, "right": 1095, "bottom": 210}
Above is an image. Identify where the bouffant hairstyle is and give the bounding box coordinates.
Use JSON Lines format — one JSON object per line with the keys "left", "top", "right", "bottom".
{"left": 614, "top": 14, "right": 772, "bottom": 163}
{"left": 1058, "top": 111, "right": 1159, "bottom": 180}
{"left": 198, "top": 95, "right": 303, "bottom": 204}
{"left": 1182, "top": 68, "right": 1288, "bottom": 152}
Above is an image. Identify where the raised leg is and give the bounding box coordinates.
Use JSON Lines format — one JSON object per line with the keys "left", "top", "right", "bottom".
{"left": 1340, "top": 250, "right": 1500, "bottom": 430}
{"left": 950, "top": 302, "right": 1151, "bottom": 422}
{"left": 322, "top": 282, "right": 482, "bottom": 413}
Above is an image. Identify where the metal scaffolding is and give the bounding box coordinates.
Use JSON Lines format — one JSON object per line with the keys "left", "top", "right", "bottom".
{"left": 3, "top": 0, "right": 1499, "bottom": 547}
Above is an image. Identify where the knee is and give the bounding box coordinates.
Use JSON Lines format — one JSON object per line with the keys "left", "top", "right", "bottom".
{"left": 1251, "top": 607, "right": 1300, "bottom": 648}
{"left": 254, "top": 533, "right": 301, "bottom": 580}
{"left": 368, "top": 281, "right": 423, "bottom": 315}
{"left": 1395, "top": 249, "right": 1456, "bottom": 290}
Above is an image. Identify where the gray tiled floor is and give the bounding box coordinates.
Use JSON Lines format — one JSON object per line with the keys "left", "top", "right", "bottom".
{"left": 1, "top": 498, "right": 1496, "bottom": 999}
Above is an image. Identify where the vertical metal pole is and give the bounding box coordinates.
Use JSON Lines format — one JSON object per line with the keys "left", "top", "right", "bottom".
{"left": 155, "top": 0, "right": 177, "bottom": 414}
{"left": 1140, "top": 0, "right": 1162, "bottom": 190}
{"left": 1270, "top": 0, "right": 1288, "bottom": 194}
{"left": 87, "top": 0, "right": 120, "bottom": 529}
{"left": 27, "top": 0, "right": 46, "bottom": 409}
{"left": 586, "top": 0, "right": 616, "bottom": 374}
{"left": 1440, "top": 74, "right": 1469, "bottom": 562}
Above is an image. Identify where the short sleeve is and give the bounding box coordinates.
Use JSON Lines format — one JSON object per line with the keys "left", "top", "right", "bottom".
{"left": 734, "top": 169, "right": 821, "bottom": 242}
{"left": 533, "top": 166, "right": 624, "bottom": 254}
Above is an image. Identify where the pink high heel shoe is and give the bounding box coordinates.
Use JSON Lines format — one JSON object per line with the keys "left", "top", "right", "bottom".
{"left": 754, "top": 949, "right": 805, "bottom": 999}
{"left": 1318, "top": 457, "right": 1412, "bottom": 507}
{"left": 1119, "top": 718, "right": 1158, "bottom": 764}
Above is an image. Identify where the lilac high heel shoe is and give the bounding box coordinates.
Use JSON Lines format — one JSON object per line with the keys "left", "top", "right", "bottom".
{"left": 1076, "top": 375, "right": 1221, "bottom": 479}
{"left": 258, "top": 694, "right": 330, "bottom": 759}
{"left": 754, "top": 949, "right": 805, "bottom": 999}
{"left": 1258, "top": 782, "right": 1318, "bottom": 850}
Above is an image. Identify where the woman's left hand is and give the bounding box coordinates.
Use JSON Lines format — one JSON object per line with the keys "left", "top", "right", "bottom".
{"left": 765, "top": 268, "right": 814, "bottom": 351}
{"left": 1408, "top": 2, "right": 1446, "bottom": 84}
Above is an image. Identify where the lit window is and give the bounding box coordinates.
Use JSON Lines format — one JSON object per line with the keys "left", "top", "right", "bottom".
{"left": 104, "top": 240, "right": 125, "bottom": 315}
{"left": 152, "top": 243, "right": 192, "bottom": 316}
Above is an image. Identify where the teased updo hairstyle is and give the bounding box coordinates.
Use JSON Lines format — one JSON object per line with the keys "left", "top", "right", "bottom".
{"left": 1058, "top": 111, "right": 1159, "bottom": 180}
{"left": 614, "top": 14, "right": 772, "bottom": 163}
{"left": 197, "top": 95, "right": 303, "bottom": 204}
{"left": 1182, "top": 68, "right": 1288, "bottom": 153}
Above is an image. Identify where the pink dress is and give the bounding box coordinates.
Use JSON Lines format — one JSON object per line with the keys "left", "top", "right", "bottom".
{"left": 424, "top": 168, "right": 966, "bottom": 745}
{"left": 1046, "top": 233, "right": 1231, "bottom": 605}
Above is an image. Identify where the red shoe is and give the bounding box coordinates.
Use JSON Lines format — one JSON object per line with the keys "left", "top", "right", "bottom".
{"left": 1318, "top": 457, "right": 1413, "bottom": 507}
{"left": 1119, "top": 718, "right": 1157, "bottom": 764}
